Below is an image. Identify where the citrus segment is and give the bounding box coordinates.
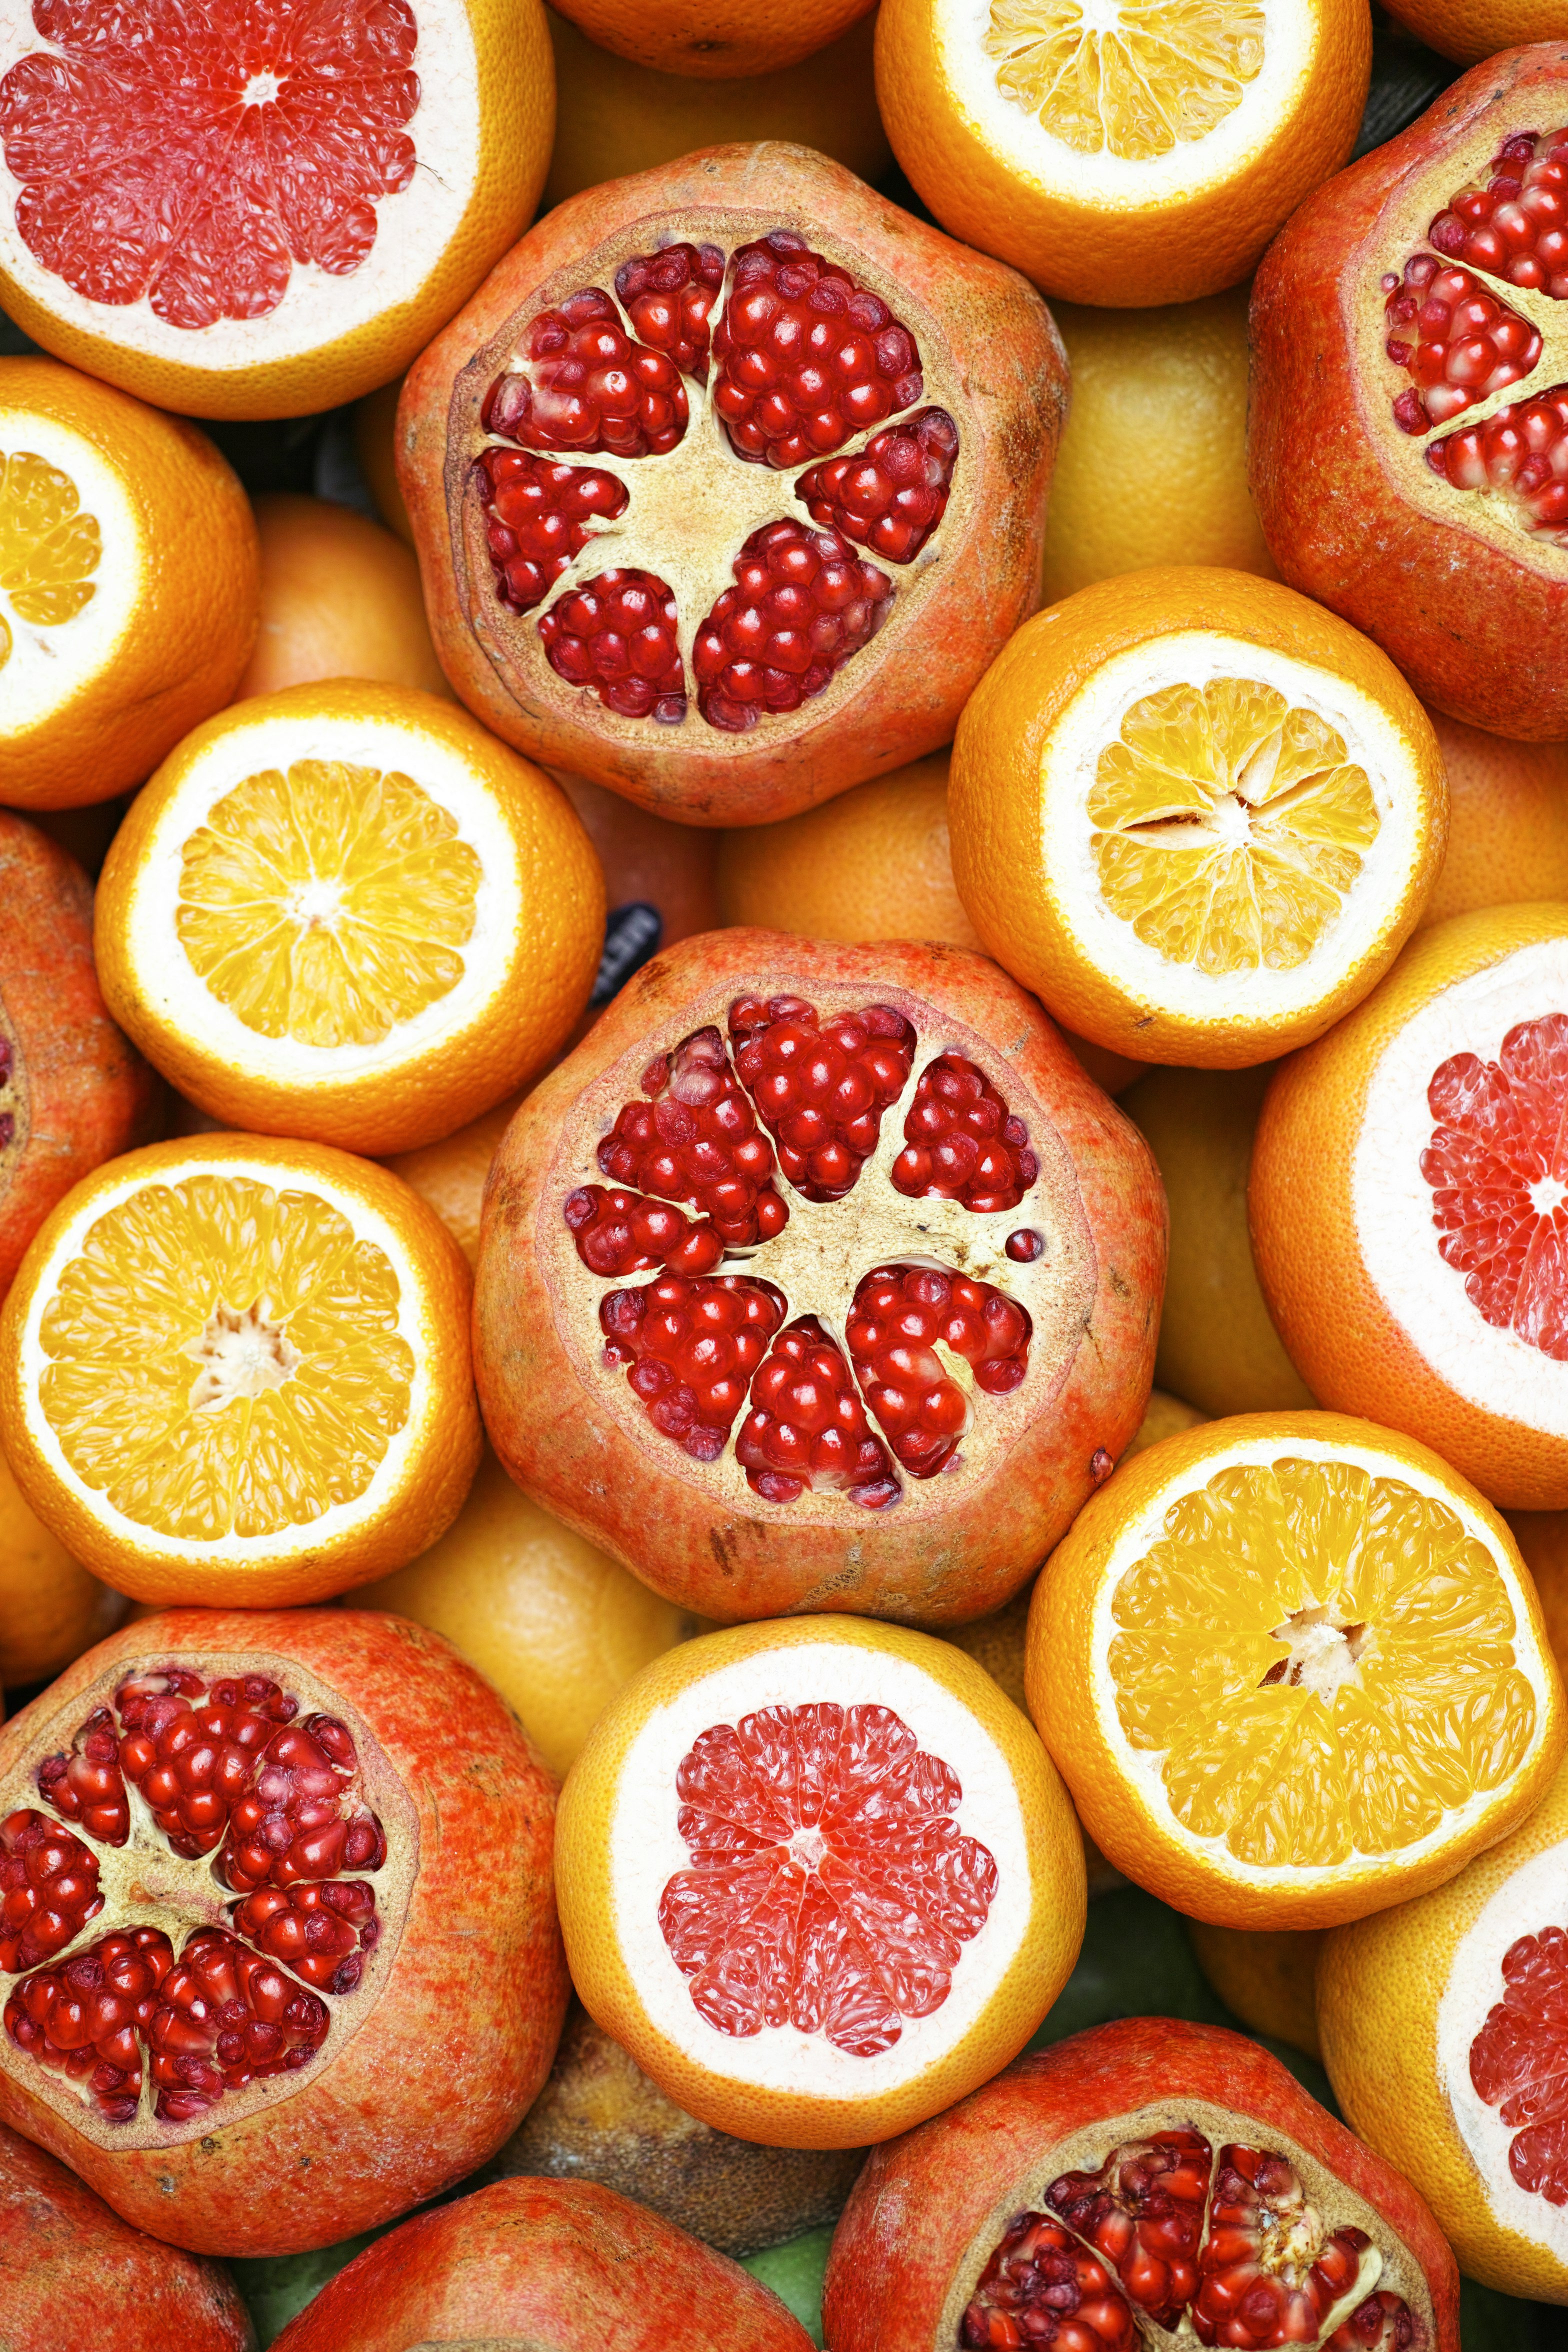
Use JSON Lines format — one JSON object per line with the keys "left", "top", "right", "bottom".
{"left": 1468, "top": 1926, "right": 1568, "bottom": 2202}
{"left": 982, "top": 0, "right": 1266, "bottom": 162}
{"left": 1422, "top": 1016, "right": 1568, "bottom": 1362}
{"left": 0, "top": 448, "right": 98, "bottom": 668}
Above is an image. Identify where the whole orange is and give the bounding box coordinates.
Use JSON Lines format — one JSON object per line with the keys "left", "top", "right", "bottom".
{"left": 237, "top": 496, "right": 449, "bottom": 702}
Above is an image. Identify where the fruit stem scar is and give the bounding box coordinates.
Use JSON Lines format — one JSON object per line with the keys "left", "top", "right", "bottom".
{"left": 1260, "top": 1604, "right": 1372, "bottom": 1702}
{"left": 188, "top": 1301, "right": 300, "bottom": 1410}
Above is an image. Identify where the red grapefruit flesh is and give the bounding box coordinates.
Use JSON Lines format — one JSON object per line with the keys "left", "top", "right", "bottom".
{"left": 1470, "top": 1922, "right": 1568, "bottom": 2204}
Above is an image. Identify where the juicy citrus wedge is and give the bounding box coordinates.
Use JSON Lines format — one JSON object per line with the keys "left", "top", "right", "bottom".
{"left": 1028, "top": 1410, "right": 1566, "bottom": 1928}
{"left": 0, "top": 1134, "right": 480, "bottom": 1607}
{"left": 95, "top": 679, "right": 606, "bottom": 1157}
{"left": 0, "top": 447, "right": 100, "bottom": 672}
{"left": 982, "top": 0, "right": 1266, "bottom": 161}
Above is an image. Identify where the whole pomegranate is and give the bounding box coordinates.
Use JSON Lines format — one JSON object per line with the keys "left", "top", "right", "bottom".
{"left": 0, "top": 1610, "right": 567, "bottom": 2256}
{"left": 475, "top": 930, "right": 1166, "bottom": 1624}
{"left": 269, "top": 2176, "right": 816, "bottom": 2350}
{"left": 824, "top": 2018, "right": 1460, "bottom": 2352}
{"left": 1250, "top": 46, "right": 1568, "bottom": 741}
{"left": 398, "top": 142, "right": 1066, "bottom": 824}
{"left": 0, "top": 2114, "right": 252, "bottom": 2349}
{"left": 0, "top": 812, "right": 158, "bottom": 1296}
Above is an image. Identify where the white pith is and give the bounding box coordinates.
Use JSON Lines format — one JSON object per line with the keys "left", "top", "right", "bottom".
{"left": 14, "top": 1146, "right": 442, "bottom": 1562}
{"left": 1435, "top": 1835, "right": 1568, "bottom": 2270}
{"left": 931, "top": 0, "right": 1314, "bottom": 207}
{"left": 0, "top": 404, "right": 140, "bottom": 730}
{"left": 118, "top": 709, "right": 524, "bottom": 1090}
{"left": 0, "top": 0, "right": 480, "bottom": 374}
{"left": 1038, "top": 630, "right": 1426, "bottom": 1019}
{"left": 1352, "top": 936, "right": 1568, "bottom": 1438}
{"left": 607, "top": 1639, "right": 1032, "bottom": 2101}
{"left": 1086, "top": 1430, "right": 1558, "bottom": 1890}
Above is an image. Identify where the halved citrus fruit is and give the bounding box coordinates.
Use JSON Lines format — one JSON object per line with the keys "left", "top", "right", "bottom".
{"left": 949, "top": 567, "right": 1448, "bottom": 1068}
{"left": 0, "top": 0, "right": 554, "bottom": 420}
{"left": 0, "top": 1133, "right": 480, "bottom": 1606}
{"left": 1027, "top": 1408, "right": 1566, "bottom": 1930}
{"left": 94, "top": 680, "right": 605, "bottom": 1158}
{"left": 0, "top": 357, "right": 258, "bottom": 808}
{"left": 872, "top": 0, "right": 1370, "bottom": 306}
{"left": 555, "top": 1614, "right": 1084, "bottom": 2148}
{"left": 1252, "top": 904, "right": 1568, "bottom": 1512}
{"left": 1318, "top": 1750, "right": 1568, "bottom": 2302}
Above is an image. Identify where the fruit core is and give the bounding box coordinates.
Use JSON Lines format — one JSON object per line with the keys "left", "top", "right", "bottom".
{"left": 981, "top": 1, "right": 1266, "bottom": 162}
{"left": 564, "top": 990, "right": 1062, "bottom": 1512}
{"left": 1109, "top": 1456, "right": 1535, "bottom": 1868}
{"left": 1422, "top": 1012, "right": 1568, "bottom": 1360}
{"left": 962, "top": 2126, "right": 1411, "bottom": 2350}
{"left": 475, "top": 231, "right": 959, "bottom": 734}
{"left": 1470, "top": 1920, "right": 1568, "bottom": 2206}
{"left": 658, "top": 1700, "right": 996, "bottom": 2057}
{"left": 36, "top": 1172, "right": 414, "bottom": 1540}
{"left": 0, "top": 1663, "right": 388, "bottom": 2130}
{"left": 174, "top": 758, "right": 482, "bottom": 1048}
{"left": 1086, "top": 676, "right": 1380, "bottom": 976}
{"left": 1380, "top": 128, "right": 1568, "bottom": 546}
{"left": 0, "top": 448, "right": 100, "bottom": 676}
{"left": 0, "top": 0, "right": 421, "bottom": 330}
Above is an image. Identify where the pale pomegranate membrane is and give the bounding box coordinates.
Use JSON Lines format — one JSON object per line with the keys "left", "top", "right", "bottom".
{"left": 472, "top": 231, "right": 960, "bottom": 734}
{"left": 960, "top": 2116, "right": 1424, "bottom": 2351}
{"left": 556, "top": 984, "right": 1094, "bottom": 1528}
{"left": 0, "top": 1654, "right": 409, "bottom": 2142}
{"left": 1380, "top": 124, "right": 1568, "bottom": 546}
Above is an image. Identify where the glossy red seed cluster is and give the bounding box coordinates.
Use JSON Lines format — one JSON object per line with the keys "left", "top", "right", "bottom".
{"left": 1382, "top": 255, "right": 1541, "bottom": 431}
{"left": 735, "top": 1316, "right": 900, "bottom": 1507}
{"left": 6, "top": 1925, "right": 173, "bottom": 2124}
{"left": 222, "top": 1714, "right": 388, "bottom": 1895}
{"left": 1428, "top": 128, "right": 1568, "bottom": 300}
{"left": 0, "top": 1810, "right": 102, "bottom": 1972}
{"left": 564, "top": 1182, "right": 724, "bottom": 1278}
{"left": 538, "top": 568, "right": 687, "bottom": 723}
{"left": 36, "top": 1704, "right": 130, "bottom": 1844}
{"left": 847, "top": 1266, "right": 1032, "bottom": 1479}
{"left": 1047, "top": 2130, "right": 1210, "bottom": 2328}
{"left": 600, "top": 1274, "right": 784, "bottom": 1461}
{"left": 476, "top": 448, "right": 626, "bottom": 616}
{"left": 1427, "top": 388, "right": 1568, "bottom": 542}
{"left": 730, "top": 993, "right": 915, "bottom": 1200}
{"left": 1326, "top": 2294, "right": 1417, "bottom": 2352}
{"left": 962, "top": 2210, "right": 1138, "bottom": 2350}
{"left": 231, "top": 1881, "right": 380, "bottom": 1996}
{"left": 796, "top": 407, "right": 959, "bottom": 563}
{"left": 482, "top": 284, "right": 690, "bottom": 458}
{"left": 114, "top": 1669, "right": 297, "bottom": 1858}
{"left": 712, "top": 232, "right": 924, "bottom": 468}
{"left": 597, "top": 1025, "right": 789, "bottom": 1248}
{"left": 1198, "top": 2146, "right": 1368, "bottom": 2348}
{"left": 892, "top": 1054, "right": 1040, "bottom": 1212}
{"left": 614, "top": 241, "right": 725, "bottom": 382}
{"left": 693, "top": 518, "right": 893, "bottom": 734}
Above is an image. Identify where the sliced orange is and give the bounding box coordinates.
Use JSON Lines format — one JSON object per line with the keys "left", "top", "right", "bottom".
{"left": 949, "top": 568, "right": 1448, "bottom": 1068}
{"left": 1028, "top": 1409, "right": 1566, "bottom": 1930}
{"left": 0, "top": 358, "right": 257, "bottom": 808}
{"left": 0, "top": 1133, "right": 480, "bottom": 1608}
{"left": 874, "top": 0, "right": 1370, "bottom": 306}
{"left": 94, "top": 680, "right": 606, "bottom": 1158}
{"left": 556, "top": 1614, "right": 1084, "bottom": 2148}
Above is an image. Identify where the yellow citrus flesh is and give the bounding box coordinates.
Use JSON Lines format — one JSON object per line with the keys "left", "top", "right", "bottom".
{"left": 1088, "top": 678, "right": 1380, "bottom": 978}
{"left": 983, "top": 0, "right": 1265, "bottom": 161}
{"left": 1110, "top": 1456, "right": 1535, "bottom": 1869}
{"left": 38, "top": 1172, "right": 414, "bottom": 1544}
{"left": 0, "top": 446, "right": 100, "bottom": 670}
{"left": 175, "top": 759, "right": 483, "bottom": 1052}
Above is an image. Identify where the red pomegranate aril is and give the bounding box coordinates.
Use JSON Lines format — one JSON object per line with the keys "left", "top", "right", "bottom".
{"left": 596, "top": 1025, "right": 790, "bottom": 1247}
{"left": 476, "top": 448, "right": 628, "bottom": 616}
{"left": 694, "top": 520, "right": 894, "bottom": 734}
{"left": 222, "top": 1718, "right": 387, "bottom": 1896}
{"left": 538, "top": 568, "right": 687, "bottom": 722}
{"left": 735, "top": 1316, "right": 901, "bottom": 1507}
{"left": 962, "top": 2210, "right": 1140, "bottom": 2352}
{"left": 564, "top": 1183, "right": 725, "bottom": 1278}
{"left": 482, "top": 285, "right": 691, "bottom": 458}
{"left": 796, "top": 408, "right": 960, "bottom": 564}
{"left": 729, "top": 994, "right": 916, "bottom": 1200}
{"left": 1382, "top": 255, "right": 1542, "bottom": 431}
{"left": 1326, "top": 2293, "right": 1417, "bottom": 2350}
{"left": 614, "top": 241, "right": 726, "bottom": 382}
{"left": 116, "top": 1672, "right": 294, "bottom": 1858}
{"left": 892, "top": 1056, "right": 1039, "bottom": 1214}
{"left": 0, "top": 1810, "right": 102, "bottom": 1972}
{"left": 1046, "top": 2130, "right": 1212, "bottom": 2329}
{"left": 229, "top": 1881, "right": 378, "bottom": 1995}
{"left": 601, "top": 1275, "right": 785, "bottom": 1460}
{"left": 6, "top": 1926, "right": 172, "bottom": 2122}
{"left": 36, "top": 1706, "right": 128, "bottom": 1846}
{"left": 846, "top": 1266, "right": 1032, "bottom": 1479}
{"left": 1426, "top": 388, "right": 1568, "bottom": 542}
{"left": 1195, "top": 2146, "right": 1368, "bottom": 2350}
{"left": 1426, "top": 128, "right": 1568, "bottom": 300}
{"left": 146, "top": 1928, "right": 328, "bottom": 2123}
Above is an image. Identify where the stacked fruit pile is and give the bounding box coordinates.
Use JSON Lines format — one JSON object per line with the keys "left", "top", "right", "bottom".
{"left": 0, "top": 0, "right": 1566, "bottom": 2345}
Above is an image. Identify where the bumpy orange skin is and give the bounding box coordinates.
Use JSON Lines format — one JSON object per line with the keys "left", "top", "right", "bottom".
{"left": 398, "top": 142, "right": 1066, "bottom": 826}
{"left": 0, "top": 814, "right": 158, "bottom": 1300}
{"left": 474, "top": 929, "right": 1166, "bottom": 1625}
{"left": 270, "top": 2176, "right": 814, "bottom": 2350}
{"left": 822, "top": 2017, "right": 1460, "bottom": 2352}
{"left": 0, "top": 2119, "right": 254, "bottom": 2352}
{"left": 0, "top": 1609, "right": 568, "bottom": 2256}
{"left": 1250, "top": 46, "right": 1568, "bottom": 742}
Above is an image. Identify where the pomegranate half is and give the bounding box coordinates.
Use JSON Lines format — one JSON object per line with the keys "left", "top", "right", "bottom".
{"left": 823, "top": 2017, "right": 1460, "bottom": 2352}
{"left": 0, "top": 1608, "right": 568, "bottom": 2256}
{"left": 1250, "top": 45, "right": 1568, "bottom": 742}
{"left": 398, "top": 141, "right": 1066, "bottom": 825}
{"left": 475, "top": 929, "right": 1166, "bottom": 1624}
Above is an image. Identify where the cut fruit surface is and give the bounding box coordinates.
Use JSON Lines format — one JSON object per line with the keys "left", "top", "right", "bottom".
{"left": 1028, "top": 1410, "right": 1564, "bottom": 1928}
{"left": 982, "top": 0, "right": 1266, "bottom": 164}
{"left": 0, "top": 446, "right": 98, "bottom": 674}
{"left": 554, "top": 1614, "right": 1084, "bottom": 2148}
{"left": 0, "top": 1134, "right": 480, "bottom": 1606}
{"left": 94, "top": 679, "right": 605, "bottom": 1156}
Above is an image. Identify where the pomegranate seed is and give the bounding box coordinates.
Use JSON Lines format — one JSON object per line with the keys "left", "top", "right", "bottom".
{"left": 846, "top": 1264, "right": 1032, "bottom": 1480}
{"left": 1426, "top": 126, "right": 1568, "bottom": 302}
{"left": 892, "top": 1054, "right": 1038, "bottom": 1213}
{"left": 735, "top": 1316, "right": 900, "bottom": 1506}
{"left": 564, "top": 1182, "right": 724, "bottom": 1278}
{"left": 1425, "top": 386, "right": 1568, "bottom": 544}
{"left": 475, "top": 448, "right": 626, "bottom": 616}
{"left": 614, "top": 241, "right": 725, "bottom": 384}
{"left": 538, "top": 567, "right": 688, "bottom": 722}
{"left": 728, "top": 993, "right": 915, "bottom": 1201}
{"left": 599, "top": 1275, "right": 786, "bottom": 1460}
{"left": 1048, "top": 2131, "right": 1212, "bottom": 2328}
{"left": 962, "top": 2209, "right": 1140, "bottom": 2350}
{"left": 692, "top": 518, "right": 894, "bottom": 734}
{"left": 482, "top": 282, "right": 691, "bottom": 458}
{"left": 711, "top": 231, "right": 924, "bottom": 470}
{"left": 796, "top": 407, "right": 959, "bottom": 564}
{"left": 1380, "top": 254, "right": 1541, "bottom": 432}
{"left": 0, "top": 1808, "right": 104, "bottom": 1970}
{"left": 595, "top": 1025, "right": 789, "bottom": 1246}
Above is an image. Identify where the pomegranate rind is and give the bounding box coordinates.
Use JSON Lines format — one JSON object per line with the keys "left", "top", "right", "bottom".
{"left": 822, "top": 2016, "right": 1460, "bottom": 2352}
{"left": 1249, "top": 44, "right": 1568, "bottom": 743}
{"left": 1321, "top": 1752, "right": 1568, "bottom": 2302}
{"left": 0, "top": 0, "right": 556, "bottom": 422}
{"left": 474, "top": 928, "right": 1166, "bottom": 1626}
{"left": 1251, "top": 905, "right": 1568, "bottom": 1509}
{"left": 0, "top": 1608, "right": 568, "bottom": 2257}
{"left": 1027, "top": 1408, "right": 1566, "bottom": 1928}
{"left": 266, "top": 2174, "right": 814, "bottom": 2350}
{"left": 554, "top": 1615, "right": 1084, "bottom": 2150}
{"left": 398, "top": 142, "right": 1066, "bottom": 826}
